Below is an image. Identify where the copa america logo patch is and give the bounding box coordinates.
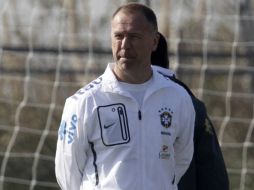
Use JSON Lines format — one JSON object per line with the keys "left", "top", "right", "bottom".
{"left": 158, "top": 108, "right": 173, "bottom": 128}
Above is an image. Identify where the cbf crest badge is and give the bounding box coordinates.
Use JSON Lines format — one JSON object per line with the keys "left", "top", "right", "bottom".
{"left": 158, "top": 108, "right": 173, "bottom": 128}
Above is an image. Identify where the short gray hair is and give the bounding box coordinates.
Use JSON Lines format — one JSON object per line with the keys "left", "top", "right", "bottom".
{"left": 112, "top": 3, "right": 158, "bottom": 32}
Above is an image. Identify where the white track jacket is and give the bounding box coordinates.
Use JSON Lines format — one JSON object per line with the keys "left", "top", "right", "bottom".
{"left": 55, "top": 63, "right": 195, "bottom": 190}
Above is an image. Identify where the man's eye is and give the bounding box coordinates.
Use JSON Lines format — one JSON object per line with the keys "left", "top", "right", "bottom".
{"left": 129, "top": 35, "right": 141, "bottom": 39}
{"left": 115, "top": 34, "right": 123, "bottom": 39}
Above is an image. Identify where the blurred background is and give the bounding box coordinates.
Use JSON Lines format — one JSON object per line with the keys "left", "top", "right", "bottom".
{"left": 0, "top": 0, "right": 254, "bottom": 189}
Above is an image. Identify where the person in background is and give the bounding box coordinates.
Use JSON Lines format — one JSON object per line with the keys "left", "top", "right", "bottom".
{"left": 55, "top": 3, "right": 195, "bottom": 190}
{"left": 152, "top": 32, "right": 229, "bottom": 190}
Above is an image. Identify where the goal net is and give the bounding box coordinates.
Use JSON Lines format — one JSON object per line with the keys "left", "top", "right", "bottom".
{"left": 0, "top": 0, "right": 253, "bottom": 190}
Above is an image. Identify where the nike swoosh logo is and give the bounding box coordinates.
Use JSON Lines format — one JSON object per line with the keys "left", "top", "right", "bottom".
{"left": 104, "top": 123, "right": 115, "bottom": 129}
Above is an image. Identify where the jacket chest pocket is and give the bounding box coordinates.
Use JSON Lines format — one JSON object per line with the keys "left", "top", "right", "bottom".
{"left": 97, "top": 103, "right": 130, "bottom": 146}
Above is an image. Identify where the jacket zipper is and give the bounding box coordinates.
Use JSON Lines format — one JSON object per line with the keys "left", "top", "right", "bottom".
{"left": 138, "top": 109, "right": 143, "bottom": 190}
{"left": 138, "top": 110, "right": 142, "bottom": 120}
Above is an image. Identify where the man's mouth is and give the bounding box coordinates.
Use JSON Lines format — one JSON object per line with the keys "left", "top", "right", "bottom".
{"left": 119, "top": 54, "right": 133, "bottom": 59}
{"left": 119, "top": 57, "right": 131, "bottom": 61}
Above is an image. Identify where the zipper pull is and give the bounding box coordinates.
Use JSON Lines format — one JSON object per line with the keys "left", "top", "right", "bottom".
{"left": 138, "top": 110, "right": 142, "bottom": 120}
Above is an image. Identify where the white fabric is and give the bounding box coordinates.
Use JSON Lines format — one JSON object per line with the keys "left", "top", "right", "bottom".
{"left": 118, "top": 77, "right": 152, "bottom": 107}
{"left": 55, "top": 63, "right": 195, "bottom": 190}
{"left": 151, "top": 65, "right": 176, "bottom": 77}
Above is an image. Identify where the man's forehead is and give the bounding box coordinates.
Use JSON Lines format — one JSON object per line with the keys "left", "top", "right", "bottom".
{"left": 113, "top": 11, "right": 144, "bottom": 23}
{"left": 111, "top": 11, "right": 152, "bottom": 32}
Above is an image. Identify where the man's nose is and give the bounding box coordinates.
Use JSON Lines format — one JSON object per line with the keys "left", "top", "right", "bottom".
{"left": 121, "top": 37, "right": 131, "bottom": 49}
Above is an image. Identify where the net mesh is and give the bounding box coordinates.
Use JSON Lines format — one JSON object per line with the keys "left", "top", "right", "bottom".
{"left": 0, "top": 0, "right": 254, "bottom": 189}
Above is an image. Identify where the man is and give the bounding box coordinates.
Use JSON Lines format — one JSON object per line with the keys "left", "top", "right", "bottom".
{"left": 55, "top": 3, "right": 195, "bottom": 190}
{"left": 151, "top": 33, "right": 229, "bottom": 190}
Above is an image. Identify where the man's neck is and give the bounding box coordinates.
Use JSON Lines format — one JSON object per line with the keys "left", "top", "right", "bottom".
{"left": 113, "top": 67, "right": 152, "bottom": 84}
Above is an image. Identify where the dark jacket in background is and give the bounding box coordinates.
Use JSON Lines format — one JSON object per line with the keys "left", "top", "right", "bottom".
{"left": 170, "top": 77, "right": 229, "bottom": 190}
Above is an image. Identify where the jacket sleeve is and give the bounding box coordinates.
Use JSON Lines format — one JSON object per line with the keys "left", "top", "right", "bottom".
{"left": 194, "top": 100, "right": 229, "bottom": 190}
{"left": 178, "top": 98, "right": 229, "bottom": 190}
{"left": 168, "top": 76, "right": 229, "bottom": 190}
{"left": 55, "top": 97, "right": 88, "bottom": 190}
{"left": 174, "top": 93, "right": 195, "bottom": 184}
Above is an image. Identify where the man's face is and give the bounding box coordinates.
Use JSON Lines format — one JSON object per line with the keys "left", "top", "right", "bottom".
{"left": 111, "top": 11, "right": 158, "bottom": 70}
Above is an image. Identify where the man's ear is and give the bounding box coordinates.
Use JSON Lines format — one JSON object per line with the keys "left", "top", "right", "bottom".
{"left": 152, "top": 32, "right": 160, "bottom": 51}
